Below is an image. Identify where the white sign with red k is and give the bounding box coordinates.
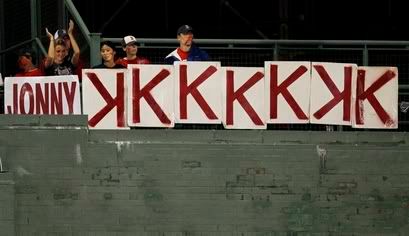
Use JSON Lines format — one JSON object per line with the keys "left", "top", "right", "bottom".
{"left": 71, "top": 62, "right": 399, "bottom": 129}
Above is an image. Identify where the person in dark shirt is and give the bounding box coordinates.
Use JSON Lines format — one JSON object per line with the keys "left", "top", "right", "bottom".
{"left": 44, "top": 20, "right": 80, "bottom": 76}
{"left": 93, "top": 41, "right": 125, "bottom": 69}
{"left": 54, "top": 27, "right": 84, "bottom": 79}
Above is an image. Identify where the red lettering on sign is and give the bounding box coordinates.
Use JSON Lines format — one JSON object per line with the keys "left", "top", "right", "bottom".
{"left": 86, "top": 72, "right": 125, "bottom": 127}
{"left": 313, "top": 65, "right": 352, "bottom": 121}
{"left": 35, "top": 83, "right": 49, "bottom": 114}
{"left": 19, "top": 83, "right": 34, "bottom": 114}
{"left": 63, "top": 82, "right": 77, "bottom": 114}
{"left": 179, "top": 64, "right": 218, "bottom": 120}
{"left": 355, "top": 69, "right": 395, "bottom": 125}
{"left": 50, "top": 83, "right": 63, "bottom": 114}
{"left": 132, "top": 68, "right": 171, "bottom": 124}
{"left": 226, "top": 70, "right": 264, "bottom": 125}
{"left": 269, "top": 64, "right": 308, "bottom": 120}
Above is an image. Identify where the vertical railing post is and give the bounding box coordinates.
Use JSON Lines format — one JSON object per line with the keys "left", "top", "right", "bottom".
{"left": 89, "top": 33, "right": 101, "bottom": 67}
{"left": 273, "top": 42, "right": 279, "bottom": 61}
{"left": 363, "top": 44, "right": 369, "bottom": 66}
{"left": 64, "top": 0, "right": 91, "bottom": 45}
{"left": 57, "top": 0, "right": 67, "bottom": 29}
{"left": 30, "top": 0, "right": 42, "bottom": 64}
{"left": 30, "top": 0, "right": 39, "bottom": 40}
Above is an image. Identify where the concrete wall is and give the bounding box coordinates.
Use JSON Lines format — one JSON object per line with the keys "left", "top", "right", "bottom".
{"left": 0, "top": 115, "right": 409, "bottom": 235}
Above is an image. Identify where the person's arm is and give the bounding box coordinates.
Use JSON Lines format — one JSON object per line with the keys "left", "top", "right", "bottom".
{"left": 44, "top": 28, "right": 54, "bottom": 68}
{"left": 67, "top": 19, "right": 80, "bottom": 66}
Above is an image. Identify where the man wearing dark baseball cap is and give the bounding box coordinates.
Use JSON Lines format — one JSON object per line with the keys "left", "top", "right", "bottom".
{"left": 15, "top": 47, "right": 44, "bottom": 77}
{"left": 165, "top": 24, "right": 209, "bottom": 64}
{"left": 177, "top": 25, "right": 193, "bottom": 35}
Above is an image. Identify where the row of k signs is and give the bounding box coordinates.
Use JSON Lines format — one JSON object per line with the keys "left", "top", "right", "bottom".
{"left": 4, "top": 61, "right": 398, "bottom": 129}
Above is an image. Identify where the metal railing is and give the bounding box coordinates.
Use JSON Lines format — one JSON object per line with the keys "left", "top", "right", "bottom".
{"left": 0, "top": 37, "right": 47, "bottom": 57}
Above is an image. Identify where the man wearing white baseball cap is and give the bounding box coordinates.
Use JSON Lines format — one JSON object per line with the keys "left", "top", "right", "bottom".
{"left": 117, "top": 35, "right": 150, "bottom": 67}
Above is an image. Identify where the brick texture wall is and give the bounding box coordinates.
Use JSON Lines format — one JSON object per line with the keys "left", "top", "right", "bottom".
{"left": 1, "top": 115, "right": 409, "bottom": 235}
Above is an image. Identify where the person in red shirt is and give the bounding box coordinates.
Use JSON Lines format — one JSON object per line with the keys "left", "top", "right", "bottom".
{"left": 117, "top": 35, "right": 150, "bottom": 67}
{"left": 15, "top": 48, "right": 44, "bottom": 77}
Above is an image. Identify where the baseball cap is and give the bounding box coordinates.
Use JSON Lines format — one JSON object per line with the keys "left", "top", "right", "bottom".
{"left": 18, "top": 47, "right": 33, "bottom": 57}
{"left": 17, "top": 48, "right": 36, "bottom": 65}
{"left": 177, "top": 25, "right": 193, "bottom": 35}
{"left": 122, "top": 35, "right": 137, "bottom": 47}
{"left": 54, "top": 29, "right": 68, "bottom": 39}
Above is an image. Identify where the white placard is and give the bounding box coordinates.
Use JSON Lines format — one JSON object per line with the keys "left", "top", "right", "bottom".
{"left": 4, "top": 75, "right": 81, "bottom": 115}
{"left": 310, "top": 62, "right": 357, "bottom": 125}
{"left": 265, "top": 61, "right": 310, "bottom": 124}
{"left": 174, "top": 62, "right": 222, "bottom": 124}
{"left": 222, "top": 67, "right": 266, "bottom": 129}
{"left": 127, "top": 64, "right": 175, "bottom": 127}
{"left": 352, "top": 67, "right": 398, "bottom": 129}
{"left": 82, "top": 69, "right": 129, "bottom": 129}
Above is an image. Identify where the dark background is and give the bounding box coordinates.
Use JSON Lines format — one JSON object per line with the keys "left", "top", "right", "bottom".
{"left": 73, "top": 0, "right": 409, "bottom": 40}
{"left": 2, "top": 0, "right": 409, "bottom": 77}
